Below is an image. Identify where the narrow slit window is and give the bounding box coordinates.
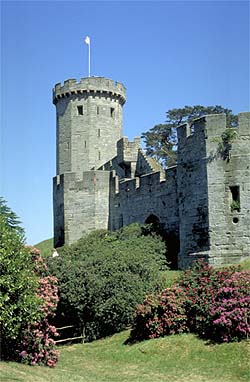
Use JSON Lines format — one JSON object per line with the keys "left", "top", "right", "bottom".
{"left": 98, "top": 129, "right": 101, "bottom": 137}
{"left": 84, "top": 141, "right": 87, "bottom": 148}
{"left": 110, "top": 107, "right": 115, "bottom": 118}
{"left": 97, "top": 106, "right": 99, "bottom": 115}
{"left": 77, "top": 105, "right": 83, "bottom": 115}
{"left": 98, "top": 151, "right": 101, "bottom": 160}
{"left": 230, "top": 186, "right": 240, "bottom": 211}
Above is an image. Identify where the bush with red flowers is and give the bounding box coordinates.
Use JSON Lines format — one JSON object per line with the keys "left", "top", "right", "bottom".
{"left": 130, "top": 286, "right": 188, "bottom": 341}
{"left": 130, "top": 260, "right": 250, "bottom": 343}
{"left": 18, "top": 248, "right": 59, "bottom": 367}
{"left": 210, "top": 270, "right": 250, "bottom": 342}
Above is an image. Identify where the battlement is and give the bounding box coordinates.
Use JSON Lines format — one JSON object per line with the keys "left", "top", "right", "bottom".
{"left": 115, "top": 165, "right": 176, "bottom": 195}
{"left": 238, "top": 112, "right": 250, "bottom": 136}
{"left": 53, "top": 170, "right": 111, "bottom": 191}
{"left": 53, "top": 76, "right": 126, "bottom": 105}
{"left": 117, "top": 137, "right": 141, "bottom": 164}
{"left": 177, "top": 112, "right": 250, "bottom": 147}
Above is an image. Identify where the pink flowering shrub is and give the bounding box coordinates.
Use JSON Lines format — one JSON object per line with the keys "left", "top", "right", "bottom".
{"left": 177, "top": 259, "right": 239, "bottom": 337}
{"left": 130, "top": 260, "right": 250, "bottom": 344}
{"left": 18, "top": 247, "right": 59, "bottom": 367}
{"left": 210, "top": 270, "right": 250, "bottom": 342}
{"left": 130, "top": 286, "right": 188, "bottom": 341}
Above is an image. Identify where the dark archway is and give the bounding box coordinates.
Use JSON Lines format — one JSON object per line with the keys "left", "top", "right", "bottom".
{"left": 145, "top": 214, "right": 160, "bottom": 225}
{"left": 145, "top": 214, "right": 179, "bottom": 270}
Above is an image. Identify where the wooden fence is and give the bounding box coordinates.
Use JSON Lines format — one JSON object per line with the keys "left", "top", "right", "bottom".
{"left": 55, "top": 325, "right": 85, "bottom": 344}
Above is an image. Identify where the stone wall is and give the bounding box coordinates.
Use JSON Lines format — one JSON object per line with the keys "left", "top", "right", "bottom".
{"left": 53, "top": 77, "right": 126, "bottom": 177}
{"left": 53, "top": 76, "right": 250, "bottom": 268}
{"left": 53, "top": 171, "right": 111, "bottom": 246}
{"left": 206, "top": 112, "right": 250, "bottom": 265}
{"left": 177, "top": 113, "right": 250, "bottom": 268}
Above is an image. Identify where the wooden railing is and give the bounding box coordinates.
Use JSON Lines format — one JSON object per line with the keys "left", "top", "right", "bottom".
{"left": 55, "top": 325, "right": 85, "bottom": 344}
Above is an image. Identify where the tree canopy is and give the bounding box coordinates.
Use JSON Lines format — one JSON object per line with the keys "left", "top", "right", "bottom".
{"left": 49, "top": 224, "right": 168, "bottom": 342}
{"left": 0, "top": 197, "right": 24, "bottom": 237}
{"left": 0, "top": 198, "right": 41, "bottom": 359}
{"left": 142, "top": 105, "right": 237, "bottom": 168}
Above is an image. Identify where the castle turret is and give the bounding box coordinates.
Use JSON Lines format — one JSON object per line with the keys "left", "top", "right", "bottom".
{"left": 53, "top": 77, "right": 126, "bottom": 247}
{"left": 53, "top": 77, "right": 126, "bottom": 176}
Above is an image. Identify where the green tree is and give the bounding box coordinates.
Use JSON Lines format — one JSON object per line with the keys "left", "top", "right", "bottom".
{"left": 0, "top": 197, "right": 24, "bottom": 236}
{"left": 0, "top": 198, "right": 41, "bottom": 359}
{"left": 49, "top": 224, "right": 168, "bottom": 342}
{"left": 142, "top": 105, "right": 237, "bottom": 168}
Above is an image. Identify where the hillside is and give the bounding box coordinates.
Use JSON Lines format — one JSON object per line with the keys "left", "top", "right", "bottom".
{"left": 1, "top": 330, "right": 249, "bottom": 382}
{"left": 35, "top": 238, "right": 53, "bottom": 257}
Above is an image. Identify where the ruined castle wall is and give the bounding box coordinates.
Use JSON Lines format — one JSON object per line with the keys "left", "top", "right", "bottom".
{"left": 206, "top": 113, "right": 250, "bottom": 265}
{"left": 110, "top": 168, "right": 179, "bottom": 238}
{"left": 177, "top": 117, "right": 210, "bottom": 269}
{"left": 53, "top": 170, "right": 111, "bottom": 246}
{"left": 177, "top": 113, "right": 250, "bottom": 268}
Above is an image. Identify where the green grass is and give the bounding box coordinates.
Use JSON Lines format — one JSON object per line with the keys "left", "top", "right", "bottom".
{"left": 1, "top": 331, "right": 249, "bottom": 382}
{"left": 239, "top": 258, "right": 250, "bottom": 271}
{"left": 35, "top": 238, "right": 53, "bottom": 258}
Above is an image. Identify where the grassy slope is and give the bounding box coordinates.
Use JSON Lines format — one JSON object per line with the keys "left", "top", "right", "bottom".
{"left": 1, "top": 331, "right": 249, "bottom": 382}
{"left": 35, "top": 238, "right": 54, "bottom": 258}
{"left": 6, "top": 241, "right": 247, "bottom": 381}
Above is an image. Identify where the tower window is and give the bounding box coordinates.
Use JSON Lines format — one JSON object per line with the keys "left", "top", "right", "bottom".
{"left": 77, "top": 105, "right": 83, "bottom": 115}
{"left": 98, "top": 129, "right": 101, "bottom": 137}
{"left": 84, "top": 140, "right": 87, "bottom": 148}
{"left": 98, "top": 151, "right": 101, "bottom": 160}
{"left": 230, "top": 186, "right": 240, "bottom": 211}
{"left": 110, "top": 107, "right": 115, "bottom": 118}
{"left": 97, "top": 106, "right": 99, "bottom": 115}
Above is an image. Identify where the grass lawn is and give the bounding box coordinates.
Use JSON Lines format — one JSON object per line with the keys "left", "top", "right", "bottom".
{"left": 35, "top": 238, "right": 53, "bottom": 258}
{"left": 1, "top": 330, "right": 249, "bottom": 382}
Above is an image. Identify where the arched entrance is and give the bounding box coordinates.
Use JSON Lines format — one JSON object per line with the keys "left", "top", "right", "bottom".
{"left": 145, "top": 214, "right": 160, "bottom": 225}
{"left": 145, "top": 214, "right": 179, "bottom": 270}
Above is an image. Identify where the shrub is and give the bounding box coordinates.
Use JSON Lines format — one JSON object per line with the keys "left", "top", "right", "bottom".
{"left": 177, "top": 259, "right": 238, "bottom": 337}
{"left": 49, "top": 224, "right": 168, "bottom": 341}
{"left": 0, "top": 200, "right": 41, "bottom": 360}
{"left": 210, "top": 271, "right": 250, "bottom": 342}
{"left": 130, "top": 286, "right": 188, "bottom": 342}
{"left": 130, "top": 259, "right": 249, "bottom": 344}
{"left": 18, "top": 248, "right": 59, "bottom": 367}
{"left": 0, "top": 199, "right": 59, "bottom": 366}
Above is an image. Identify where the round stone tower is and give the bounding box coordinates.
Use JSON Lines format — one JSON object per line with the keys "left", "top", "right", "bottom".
{"left": 53, "top": 77, "right": 126, "bottom": 177}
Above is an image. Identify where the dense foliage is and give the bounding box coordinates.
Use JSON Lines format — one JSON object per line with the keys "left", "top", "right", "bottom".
{"left": 130, "top": 260, "right": 250, "bottom": 343}
{"left": 0, "top": 199, "right": 41, "bottom": 359}
{"left": 49, "top": 224, "right": 168, "bottom": 341}
{"left": 18, "top": 248, "right": 59, "bottom": 367}
{"left": 130, "top": 286, "right": 188, "bottom": 341}
{"left": 142, "top": 105, "right": 237, "bottom": 167}
{"left": 0, "top": 198, "right": 59, "bottom": 366}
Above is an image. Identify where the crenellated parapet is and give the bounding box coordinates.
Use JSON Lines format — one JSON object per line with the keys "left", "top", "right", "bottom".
{"left": 113, "top": 165, "right": 176, "bottom": 196}
{"left": 177, "top": 112, "right": 250, "bottom": 148}
{"left": 53, "top": 77, "right": 126, "bottom": 105}
{"left": 237, "top": 112, "right": 250, "bottom": 137}
{"left": 117, "top": 137, "right": 141, "bottom": 164}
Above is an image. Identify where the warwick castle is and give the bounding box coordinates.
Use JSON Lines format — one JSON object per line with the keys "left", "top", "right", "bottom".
{"left": 53, "top": 76, "right": 250, "bottom": 269}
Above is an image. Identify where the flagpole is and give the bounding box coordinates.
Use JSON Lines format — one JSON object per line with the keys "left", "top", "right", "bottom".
{"left": 88, "top": 40, "right": 90, "bottom": 77}
{"left": 85, "top": 36, "right": 91, "bottom": 77}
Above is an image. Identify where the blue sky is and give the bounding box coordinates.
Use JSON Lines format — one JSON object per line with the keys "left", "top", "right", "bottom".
{"left": 1, "top": 0, "right": 249, "bottom": 245}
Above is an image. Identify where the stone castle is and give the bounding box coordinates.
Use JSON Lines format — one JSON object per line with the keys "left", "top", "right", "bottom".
{"left": 53, "top": 76, "right": 250, "bottom": 269}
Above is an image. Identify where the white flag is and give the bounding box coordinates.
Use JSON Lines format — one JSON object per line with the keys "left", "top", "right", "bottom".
{"left": 85, "top": 36, "right": 90, "bottom": 45}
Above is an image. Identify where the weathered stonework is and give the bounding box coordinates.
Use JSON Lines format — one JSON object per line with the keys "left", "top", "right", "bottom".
{"left": 53, "top": 76, "right": 250, "bottom": 268}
